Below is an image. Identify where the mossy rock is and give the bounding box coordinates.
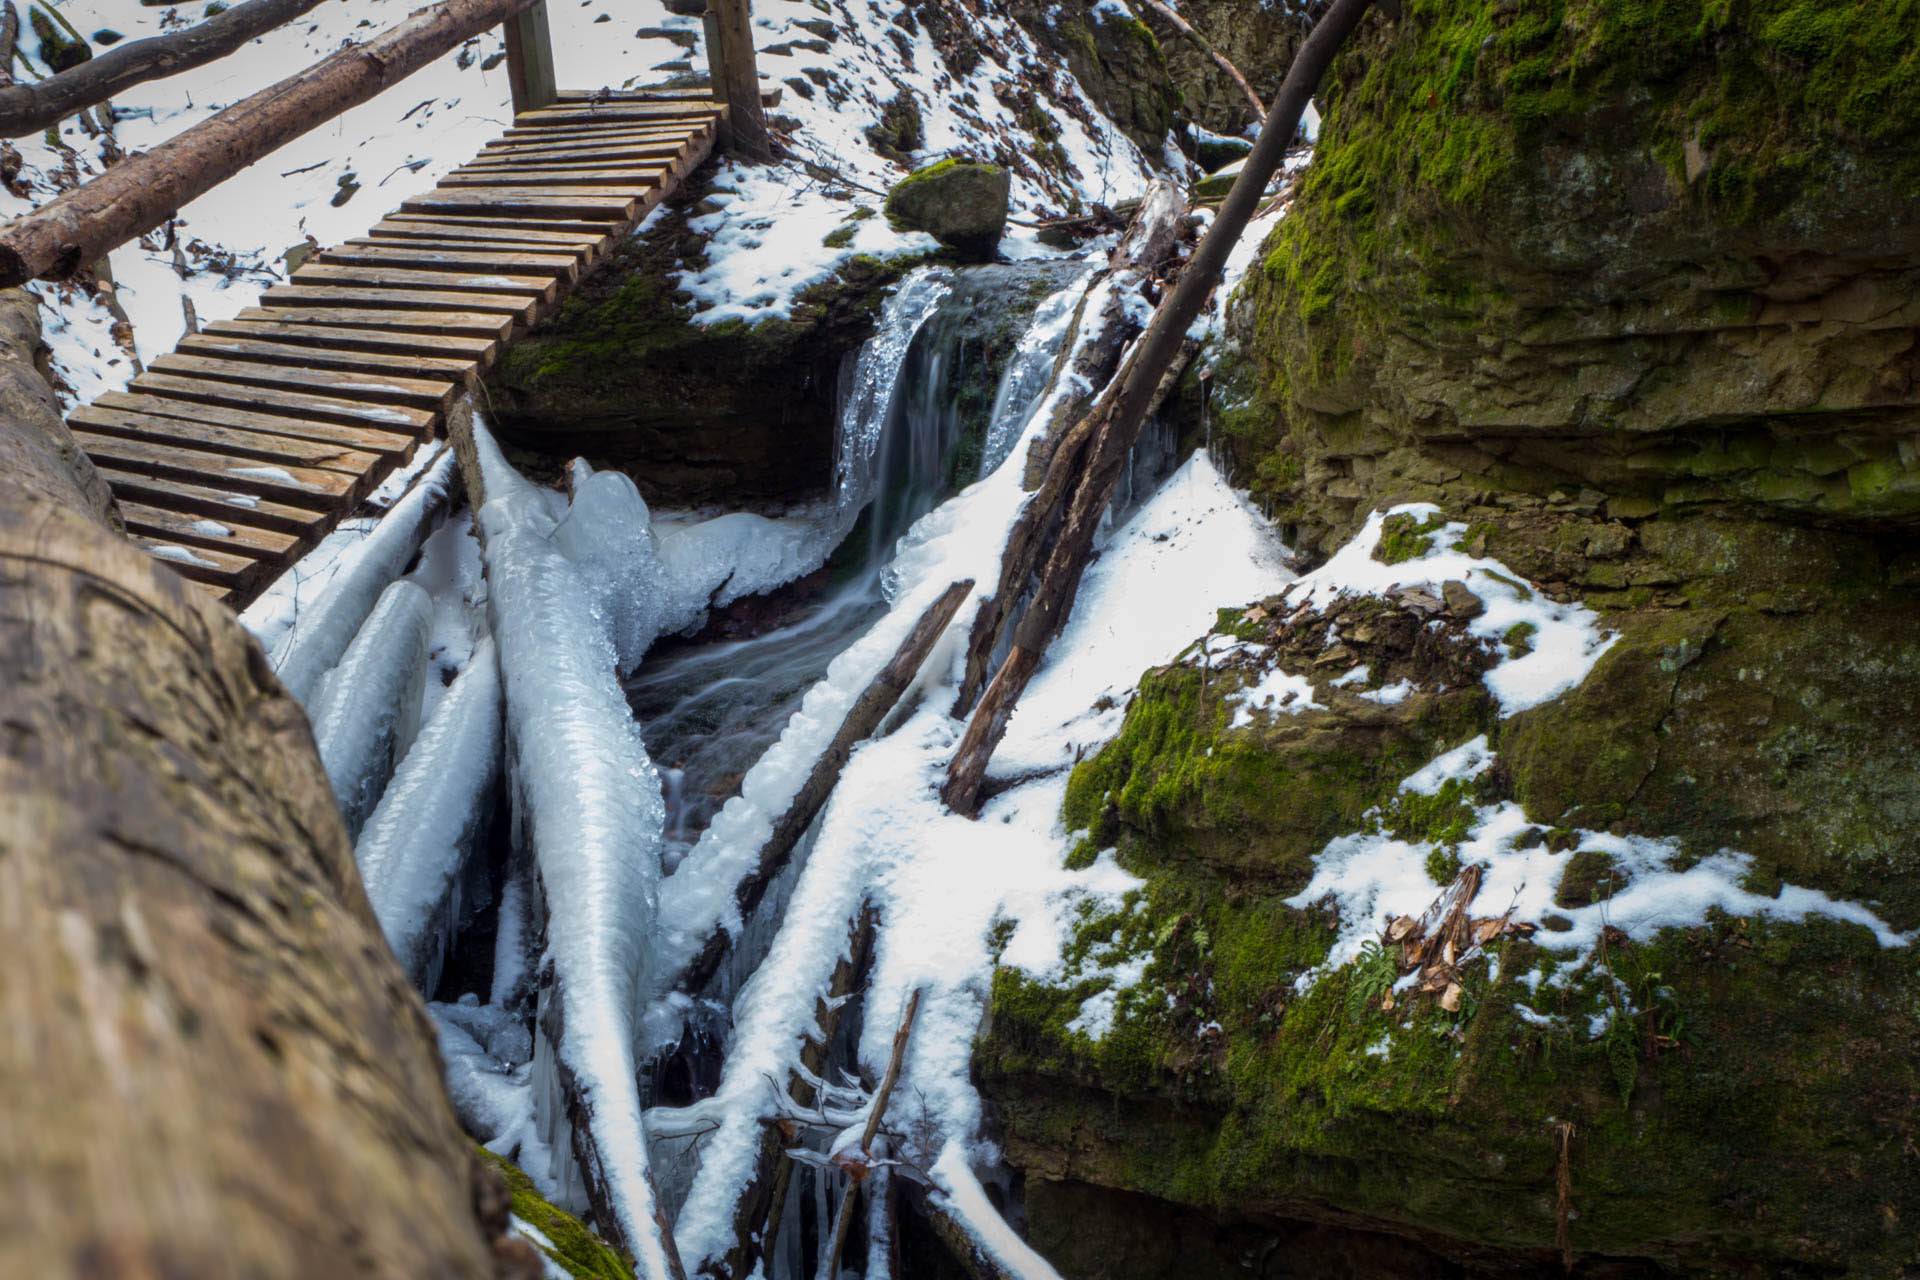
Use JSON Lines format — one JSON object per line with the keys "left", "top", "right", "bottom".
{"left": 477, "top": 1147, "right": 634, "bottom": 1279}
{"left": 983, "top": 620, "right": 1920, "bottom": 1276}
{"left": 884, "top": 159, "right": 1011, "bottom": 261}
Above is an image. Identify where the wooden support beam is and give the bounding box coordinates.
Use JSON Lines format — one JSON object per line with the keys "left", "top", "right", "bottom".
{"left": 502, "top": 0, "right": 558, "bottom": 114}
{"left": 705, "top": 0, "right": 770, "bottom": 160}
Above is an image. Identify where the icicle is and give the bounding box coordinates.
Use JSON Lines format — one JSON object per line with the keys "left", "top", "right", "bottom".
{"left": 834, "top": 268, "right": 953, "bottom": 514}
{"left": 354, "top": 636, "right": 503, "bottom": 994}
{"left": 980, "top": 272, "right": 1092, "bottom": 476}
{"left": 470, "top": 415, "right": 679, "bottom": 1278}
{"left": 308, "top": 578, "right": 432, "bottom": 843}
{"left": 267, "top": 447, "right": 456, "bottom": 704}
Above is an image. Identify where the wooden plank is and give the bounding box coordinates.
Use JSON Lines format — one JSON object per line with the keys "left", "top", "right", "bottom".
{"left": 465, "top": 144, "right": 687, "bottom": 165}
{"left": 365, "top": 218, "right": 604, "bottom": 249}
{"left": 346, "top": 235, "right": 594, "bottom": 266}
{"left": 483, "top": 127, "right": 697, "bottom": 149}
{"left": 290, "top": 261, "right": 561, "bottom": 304}
{"left": 148, "top": 353, "right": 460, "bottom": 412}
{"left": 259, "top": 286, "right": 537, "bottom": 319}
{"left": 79, "top": 401, "right": 412, "bottom": 466}
{"left": 94, "top": 465, "right": 330, "bottom": 534}
{"left": 131, "top": 533, "right": 264, "bottom": 593}
{"left": 181, "top": 330, "right": 480, "bottom": 382}
{"left": 555, "top": 87, "right": 769, "bottom": 107}
{"left": 316, "top": 242, "right": 579, "bottom": 282}
{"left": 119, "top": 501, "right": 303, "bottom": 559}
{"left": 496, "top": 117, "right": 710, "bottom": 137}
{"left": 512, "top": 104, "right": 721, "bottom": 126}
{"left": 94, "top": 391, "right": 420, "bottom": 455}
{"left": 398, "top": 188, "right": 640, "bottom": 219}
{"left": 379, "top": 212, "right": 617, "bottom": 237}
{"left": 71, "top": 430, "right": 358, "bottom": 505}
{"left": 123, "top": 371, "right": 440, "bottom": 435}
{"left": 440, "top": 168, "right": 666, "bottom": 188}
{"left": 72, "top": 404, "right": 389, "bottom": 474}
{"left": 231, "top": 305, "right": 517, "bottom": 342}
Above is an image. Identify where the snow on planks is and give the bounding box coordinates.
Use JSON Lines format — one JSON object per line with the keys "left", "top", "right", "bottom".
{"left": 71, "top": 96, "right": 724, "bottom": 607}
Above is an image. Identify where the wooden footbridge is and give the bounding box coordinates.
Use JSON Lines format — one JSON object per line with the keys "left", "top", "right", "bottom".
{"left": 0, "top": 0, "right": 772, "bottom": 607}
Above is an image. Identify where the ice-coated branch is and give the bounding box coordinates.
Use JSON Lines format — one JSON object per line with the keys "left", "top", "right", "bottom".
{"left": 308, "top": 578, "right": 432, "bottom": 842}
{"left": 268, "top": 446, "right": 455, "bottom": 705}
{"left": 822, "top": 988, "right": 921, "bottom": 1280}
{"left": 354, "top": 637, "right": 503, "bottom": 994}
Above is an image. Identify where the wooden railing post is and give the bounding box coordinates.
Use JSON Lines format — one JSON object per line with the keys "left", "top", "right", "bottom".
{"left": 502, "top": 0, "right": 557, "bottom": 114}
{"left": 704, "top": 0, "right": 769, "bottom": 160}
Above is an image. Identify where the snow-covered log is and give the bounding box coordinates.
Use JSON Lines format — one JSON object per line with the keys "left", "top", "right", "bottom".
{"left": 309, "top": 578, "right": 432, "bottom": 842}
{"left": 269, "top": 447, "right": 455, "bottom": 705}
{"left": 469, "top": 417, "right": 683, "bottom": 1279}
{"left": 675, "top": 579, "right": 974, "bottom": 997}
{"left": 355, "top": 636, "right": 503, "bottom": 994}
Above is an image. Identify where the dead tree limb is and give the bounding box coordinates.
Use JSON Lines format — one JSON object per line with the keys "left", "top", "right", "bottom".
{"left": 0, "top": 0, "right": 328, "bottom": 139}
{"left": 1131, "top": 0, "right": 1267, "bottom": 126}
{"left": 942, "top": 0, "right": 1383, "bottom": 816}
{"left": 677, "top": 580, "right": 974, "bottom": 996}
{"left": 718, "top": 908, "right": 877, "bottom": 1280}
{"left": 0, "top": 287, "right": 499, "bottom": 1276}
{"left": 822, "top": 988, "right": 921, "bottom": 1280}
{"left": 953, "top": 181, "right": 1188, "bottom": 713}
{"left": 0, "top": 0, "right": 542, "bottom": 284}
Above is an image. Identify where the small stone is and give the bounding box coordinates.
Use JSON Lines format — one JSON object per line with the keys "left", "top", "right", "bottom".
{"left": 1541, "top": 914, "right": 1575, "bottom": 933}
{"left": 1441, "top": 579, "right": 1484, "bottom": 619}
{"left": 884, "top": 160, "right": 1011, "bottom": 261}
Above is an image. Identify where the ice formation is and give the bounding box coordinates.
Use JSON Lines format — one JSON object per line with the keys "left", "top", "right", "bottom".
{"left": 258, "top": 447, "right": 456, "bottom": 703}
{"left": 355, "top": 637, "right": 504, "bottom": 995}
{"left": 307, "top": 578, "right": 433, "bottom": 843}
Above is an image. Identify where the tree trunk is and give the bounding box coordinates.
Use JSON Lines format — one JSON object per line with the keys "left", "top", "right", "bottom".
{"left": 0, "top": 288, "right": 501, "bottom": 1278}
{"left": 943, "top": 0, "right": 1382, "bottom": 815}
{"left": 0, "top": 0, "right": 329, "bottom": 139}
{"left": 0, "top": 0, "right": 543, "bottom": 285}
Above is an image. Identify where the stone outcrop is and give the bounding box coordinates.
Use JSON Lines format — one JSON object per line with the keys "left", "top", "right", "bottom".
{"left": 982, "top": 5, "right": 1920, "bottom": 1276}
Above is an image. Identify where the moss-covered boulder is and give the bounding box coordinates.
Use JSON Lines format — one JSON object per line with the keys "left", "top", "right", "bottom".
{"left": 1008, "top": 1, "right": 1179, "bottom": 154}
{"left": 483, "top": 194, "right": 917, "bottom": 507}
{"left": 885, "top": 159, "right": 1012, "bottom": 261}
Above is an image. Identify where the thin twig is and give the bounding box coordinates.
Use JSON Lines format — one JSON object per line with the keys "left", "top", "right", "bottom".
{"left": 822, "top": 989, "right": 921, "bottom": 1280}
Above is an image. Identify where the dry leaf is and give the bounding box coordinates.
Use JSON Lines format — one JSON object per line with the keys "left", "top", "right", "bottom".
{"left": 1440, "top": 982, "right": 1463, "bottom": 1012}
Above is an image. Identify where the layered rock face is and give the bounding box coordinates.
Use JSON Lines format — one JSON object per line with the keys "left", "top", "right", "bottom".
{"left": 982, "top": 5, "right": 1920, "bottom": 1277}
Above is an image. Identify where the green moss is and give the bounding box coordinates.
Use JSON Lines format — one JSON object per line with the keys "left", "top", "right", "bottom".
{"left": 822, "top": 224, "right": 856, "bottom": 249}
{"left": 1373, "top": 511, "right": 1447, "bottom": 564}
{"left": 1554, "top": 848, "right": 1627, "bottom": 908}
{"left": 477, "top": 1148, "right": 635, "bottom": 1280}
{"left": 1503, "top": 620, "right": 1537, "bottom": 657}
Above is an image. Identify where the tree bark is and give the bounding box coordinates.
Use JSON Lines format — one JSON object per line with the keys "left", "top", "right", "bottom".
{"left": 942, "top": 0, "right": 1382, "bottom": 816}
{"left": 0, "top": 0, "right": 543, "bottom": 285}
{"left": 0, "top": 0, "right": 329, "bottom": 139}
{"left": 677, "top": 579, "right": 974, "bottom": 997}
{"left": 0, "top": 287, "right": 500, "bottom": 1278}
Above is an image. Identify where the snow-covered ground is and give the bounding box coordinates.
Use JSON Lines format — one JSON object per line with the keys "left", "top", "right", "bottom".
{"left": 8, "top": 0, "right": 1160, "bottom": 403}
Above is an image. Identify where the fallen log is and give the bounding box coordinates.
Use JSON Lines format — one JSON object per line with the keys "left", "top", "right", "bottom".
{"left": 677, "top": 579, "right": 974, "bottom": 997}
{"left": 954, "top": 181, "right": 1189, "bottom": 713}
{"left": 943, "top": 0, "right": 1385, "bottom": 815}
{"left": 0, "top": 283, "right": 501, "bottom": 1275}
{"left": 0, "top": 0, "right": 543, "bottom": 285}
{"left": 0, "top": 0, "right": 328, "bottom": 139}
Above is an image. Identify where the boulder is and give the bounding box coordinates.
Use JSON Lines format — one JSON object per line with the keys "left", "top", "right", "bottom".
{"left": 885, "top": 159, "right": 1011, "bottom": 261}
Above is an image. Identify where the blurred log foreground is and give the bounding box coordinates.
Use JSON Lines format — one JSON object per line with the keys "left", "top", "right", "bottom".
{"left": 0, "top": 286, "right": 507, "bottom": 1277}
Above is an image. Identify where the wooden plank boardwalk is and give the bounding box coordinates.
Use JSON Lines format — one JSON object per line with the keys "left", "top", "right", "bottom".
{"left": 76, "top": 91, "right": 728, "bottom": 608}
